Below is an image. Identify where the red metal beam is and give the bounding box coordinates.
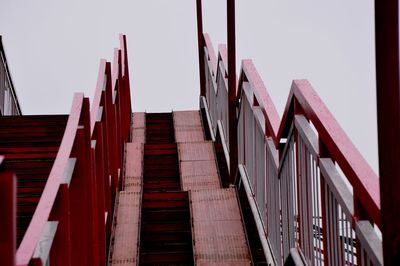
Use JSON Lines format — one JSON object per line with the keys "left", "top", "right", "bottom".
{"left": 375, "top": 0, "right": 400, "bottom": 263}
{"left": 196, "top": 0, "right": 206, "bottom": 97}
{"left": 0, "top": 162, "right": 16, "bottom": 266}
{"left": 227, "top": 0, "right": 238, "bottom": 181}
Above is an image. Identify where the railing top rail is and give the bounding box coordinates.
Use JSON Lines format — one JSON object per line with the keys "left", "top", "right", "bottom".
{"left": 218, "top": 44, "right": 228, "bottom": 75}
{"left": 204, "top": 35, "right": 239, "bottom": 95}
{"left": 119, "top": 34, "right": 129, "bottom": 79}
{"left": 16, "top": 93, "right": 84, "bottom": 266}
{"left": 91, "top": 59, "right": 107, "bottom": 133}
{"left": 204, "top": 33, "right": 217, "bottom": 75}
{"left": 112, "top": 47, "right": 121, "bottom": 94}
{"left": 236, "top": 64, "right": 380, "bottom": 225}
{"left": 280, "top": 80, "right": 380, "bottom": 225}
{"left": 239, "top": 60, "right": 281, "bottom": 138}
{"left": 203, "top": 33, "right": 380, "bottom": 226}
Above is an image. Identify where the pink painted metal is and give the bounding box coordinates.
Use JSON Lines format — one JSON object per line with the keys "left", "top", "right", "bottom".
{"left": 173, "top": 111, "right": 204, "bottom": 143}
{"left": 132, "top": 112, "right": 145, "bottom": 128}
{"left": 178, "top": 142, "right": 215, "bottom": 161}
{"left": 279, "top": 80, "right": 380, "bottom": 225}
{"left": 124, "top": 143, "right": 143, "bottom": 192}
{"left": 110, "top": 191, "right": 141, "bottom": 265}
{"left": 204, "top": 34, "right": 217, "bottom": 76}
{"left": 180, "top": 160, "right": 220, "bottom": 191}
{"left": 16, "top": 93, "right": 84, "bottom": 266}
{"left": 131, "top": 112, "right": 145, "bottom": 143}
{"left": 190, "top": 188, "right": 251, "bottom": 264}
{"left": 175, "top": 127, "right": 205, "bottom": 143}
{"left": 11, "top": 35, "right": 131, "bottom": 266}
{"left": 239, "top": 60, "right": 280, "bottom": 138}
{"left": 173, "top": 110, "right": 202, "bottom": 127}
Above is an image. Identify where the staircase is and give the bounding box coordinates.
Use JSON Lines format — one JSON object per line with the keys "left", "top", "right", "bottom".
{"left": 139, "top": 113, "right": 194, "bottom": 265}
{"left": 0, "top": 115, "right": 67, "bottom": 246}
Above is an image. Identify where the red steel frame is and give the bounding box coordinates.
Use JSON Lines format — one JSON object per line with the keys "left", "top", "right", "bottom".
{"left": 0, "top": 35, "right": 131, "bottom": 266}
{"left": 0, "top": 156, "right": 16, "bottom": 266}
{"left": 375, "top": 0, "right": 400, "bottom": 264}
{"left": 227, "top": 0, "right": 238, "bottom": 182}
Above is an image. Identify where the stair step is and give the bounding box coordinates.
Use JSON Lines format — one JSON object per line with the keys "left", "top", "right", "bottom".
{"left": 140, "top": 251, "right": 193, "bottom": 264}
{"left": 142, "top": 209, "right": 190, "bottom": 221}
{"left": 143, "top": 192, "right": 188, "bottom": 200}
{"left": 142, "top": 200, "right": 188, "bottom": 209}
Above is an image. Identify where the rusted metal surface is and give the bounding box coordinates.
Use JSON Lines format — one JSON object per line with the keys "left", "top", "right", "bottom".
{"left": 178, "top": 142, "right": 215, "bottom": 161}
{"left": 110, "top": 191, "right": 141, "bottom": 266}
{"left": 190, "top": 188, "right": 251, "bottom": 264}
{"left": 180, "top": 160, "right": 220, "bottom": 191}
{"left": 124, "top": 143, "right": 143, "bottom": 192}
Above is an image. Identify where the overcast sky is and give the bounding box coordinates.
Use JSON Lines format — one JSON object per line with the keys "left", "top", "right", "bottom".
{"left": 0, "top": 0, "right": 377, "bottom": 172}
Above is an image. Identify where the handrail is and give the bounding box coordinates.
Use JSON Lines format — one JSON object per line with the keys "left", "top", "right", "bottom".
{"left": 204, "top": 33, "right": 217, "bottom": 76}
{"left": 236, "top": 66, "right": 380, "bottom": 225}
{"left": 91, "top": 59, "right": 107, "bottom": 134}
{"left": 16, "top": 93, "right": 84, "bottom": 266}
{"left": 238, "top": 60, "right": 280, "bottom": 138}
{"left": 202, "top": 33, "right": 382, "bottom": 265}
{"left": 278, "top": 80, "right": 380, "bottom": 224}
{"left": 14, "top": 34, "right": 131, "bottom": 266}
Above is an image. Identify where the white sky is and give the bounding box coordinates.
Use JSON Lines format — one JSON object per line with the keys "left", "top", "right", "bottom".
{"left": 0, "top": 0, "right": 377, "bottom": 172}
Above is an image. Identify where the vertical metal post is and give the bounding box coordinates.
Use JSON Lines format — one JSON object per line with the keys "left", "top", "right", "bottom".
{"left": 227, "top": 0, "right": 238, "bottom": 182}
{"left": 196, "top": 0, "right": 206, "bottom": 96}
{"left": 50, "top": 184, "right": 71, "bottom": 266}
{"left": 0, "top": 169, "right": 16, "bottom": 266}
{"left": 375, "top": 0, "right": 400, "bottom": 264}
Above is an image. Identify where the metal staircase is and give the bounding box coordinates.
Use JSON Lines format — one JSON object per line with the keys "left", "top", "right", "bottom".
{"left": 139, "top": 113, "right": 194, "bottom": 265}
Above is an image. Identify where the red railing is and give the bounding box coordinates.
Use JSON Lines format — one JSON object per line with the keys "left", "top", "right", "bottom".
{"left": 201, "top": 35, "right": 383, "bottom": 265}
{"left": 0, "top": 35, "right": 131, "bottom": 266}
{"left": 0, "top": 156, "right": 16, "bottom": 265}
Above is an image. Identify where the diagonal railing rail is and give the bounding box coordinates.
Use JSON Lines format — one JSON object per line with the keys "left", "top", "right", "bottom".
{"left": 201, "top": 35, "right": 383, "bottom": 266}
{"left": 0, "top": 35, "right": 131, "bottom": 266}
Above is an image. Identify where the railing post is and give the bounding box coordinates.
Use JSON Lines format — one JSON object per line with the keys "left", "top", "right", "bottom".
{"left": 105, "top": 61, "right": 119, "bottom": 201}
{"left": 93, "top": 123, "right": 107, "bottom": 265}
{"left": 319, "top": 141, "right": 331, "bottom": 265}
{"left": 375, "top": 0, "right": 400, "bottom": 264}
{"left": 196, "top": 0, "right": 206, "bottom": 97}
{"left": 69, "top": 97, "right": 98, "bottom": 266}
{"left": 227, "top": 0, "right": 238, "bottom": 182}
{"left": 0, "top": 169, "right": 16, "bottom": 266}
{"left": 49, "top": 184, "right": 71, "bottom": 266}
